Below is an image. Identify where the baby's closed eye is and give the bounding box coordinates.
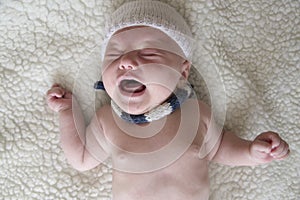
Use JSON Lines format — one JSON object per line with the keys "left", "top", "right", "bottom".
{"left": 139, "top": 48, "right": 162, "bottom": 57}
{"left": 105, "top": 45, "right": 124, "bottom": 58}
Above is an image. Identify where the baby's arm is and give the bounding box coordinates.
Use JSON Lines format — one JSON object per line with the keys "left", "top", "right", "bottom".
{"left": 46, "top": 84, "right": 108, "bottom": 171}
{"left": 211, "top": 130, "right": 290, "bottom": 166}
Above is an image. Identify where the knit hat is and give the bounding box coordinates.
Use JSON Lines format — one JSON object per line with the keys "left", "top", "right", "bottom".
{"left": 101, "top": 0, "right": 194, "bottom": 61}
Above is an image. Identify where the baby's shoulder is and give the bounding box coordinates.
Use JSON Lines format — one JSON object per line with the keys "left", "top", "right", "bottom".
{"left": 195, "top": 100, "right": 212, "bottom": 121}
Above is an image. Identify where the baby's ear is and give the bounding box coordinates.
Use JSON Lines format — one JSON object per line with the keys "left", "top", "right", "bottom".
{"left": 181, "top": 60, "right": 191, "bottom": 79}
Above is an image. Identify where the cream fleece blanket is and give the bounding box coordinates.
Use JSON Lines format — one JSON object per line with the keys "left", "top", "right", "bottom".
{"left": 0, "top": 0, "right": 299, "bottom": 199}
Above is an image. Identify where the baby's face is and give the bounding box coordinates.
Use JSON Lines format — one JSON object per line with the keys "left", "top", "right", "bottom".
{"left": 102, "top": 26, "right": 190, "bottom": 115}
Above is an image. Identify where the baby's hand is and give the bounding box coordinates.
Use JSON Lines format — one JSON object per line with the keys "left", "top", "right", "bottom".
{"left": 249, "top": 131, "right": 290, "bottom": 164}
{"left": 46, "top": 84, "right": 72, "bottom": 112}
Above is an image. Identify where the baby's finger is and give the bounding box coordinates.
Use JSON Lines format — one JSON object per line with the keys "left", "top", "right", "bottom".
{"left": 269, "top": 133, "right": 281, "bottom": 149}
{"left": 258, "top": 132, "right": 281, "bottom": 148}
{"left": 47, "top": 96, "right": 72, "bottom": 112}
{"left": 271, "top": 141, "right": 290, "bottom": 158}
{"left": 47, "top": 87, "right": 65, "bottom": 98}
{"left": 276, "top": 149, "right": 290, "bottom": 160}
{"left": 251, "top": 140, "right": 272, "bottom": 154}
{"left": 250, "top": 143, "right": 273, "bottom": 163}
{"left": 270, "top": 139, "right": 283, "bottom": 156}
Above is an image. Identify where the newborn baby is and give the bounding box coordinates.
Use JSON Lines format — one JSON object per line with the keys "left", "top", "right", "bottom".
{"left": 46, "top": 1, "right": 290, "bottom": 199}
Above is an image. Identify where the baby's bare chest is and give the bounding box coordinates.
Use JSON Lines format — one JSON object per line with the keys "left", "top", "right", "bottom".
{"left": 103, "top": 110, "right": 205, "bottom": 173}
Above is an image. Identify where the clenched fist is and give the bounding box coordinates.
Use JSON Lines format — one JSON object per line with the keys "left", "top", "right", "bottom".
{"left": 250, "top": 131, "right": 290, "bottom": 164}
{"left": 46, "top": 84, "right": 73, "bottom": 112}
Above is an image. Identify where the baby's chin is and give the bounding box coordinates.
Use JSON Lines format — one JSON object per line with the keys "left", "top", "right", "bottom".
{"left": 115, "top": 87, "right": 172, "bottom": 115}
{"left": 119, "top": 103, "right": 156, "bottom": 115}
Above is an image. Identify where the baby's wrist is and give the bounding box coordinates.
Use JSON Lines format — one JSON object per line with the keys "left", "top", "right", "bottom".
{"left": 248, "top": 143, "right": 259, "bottom": 165}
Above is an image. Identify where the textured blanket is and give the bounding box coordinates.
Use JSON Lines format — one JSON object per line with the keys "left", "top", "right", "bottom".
{"left": 0, "top": 0, "right": 299, "bottom": 199}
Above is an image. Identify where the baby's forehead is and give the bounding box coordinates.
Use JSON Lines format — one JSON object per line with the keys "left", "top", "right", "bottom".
{"left": 107, "top": 26, "right": 185, "bottom": 57}
{"left": 109, "top": 26, "right": 169, "bottom": 44}
{"left": 114, "top": 25, "right": 148, "bottom": 35}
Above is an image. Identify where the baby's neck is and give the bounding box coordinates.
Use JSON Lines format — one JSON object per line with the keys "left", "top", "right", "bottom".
{"left": 111, "top": 80, "right": 195, "bottom": 124}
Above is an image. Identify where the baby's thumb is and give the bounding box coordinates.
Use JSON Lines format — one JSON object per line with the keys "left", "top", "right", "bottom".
{"left": 251, "top": 140, "right": 272, "bottom": 154}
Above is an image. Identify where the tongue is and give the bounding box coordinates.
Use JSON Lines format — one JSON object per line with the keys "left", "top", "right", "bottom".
{"left": 121, "top": 80, "right": 146, "bottom": 93}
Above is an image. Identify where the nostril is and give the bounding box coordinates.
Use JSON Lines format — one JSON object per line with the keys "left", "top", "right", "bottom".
{"left": 119, "top": 65, "right": 134, "bottom": 70}
{"left": 119, "top": 65, "right": 125, "bottom": 70}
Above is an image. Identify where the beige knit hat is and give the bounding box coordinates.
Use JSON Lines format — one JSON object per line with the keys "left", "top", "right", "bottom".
{"left": 102, "top": 0, "right": 194, "bottom": 61}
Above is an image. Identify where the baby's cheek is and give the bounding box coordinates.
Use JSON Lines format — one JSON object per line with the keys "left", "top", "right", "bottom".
{"left": 102, "top": 79, "right": 115, "bottom": 97}
{"left": 148, "top": 85, "right": 172, "bottom": 105}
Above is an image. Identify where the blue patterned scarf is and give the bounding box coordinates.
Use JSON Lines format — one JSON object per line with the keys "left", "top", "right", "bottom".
{"left": 94, "top": 80, "right": 195, "bottom": 124}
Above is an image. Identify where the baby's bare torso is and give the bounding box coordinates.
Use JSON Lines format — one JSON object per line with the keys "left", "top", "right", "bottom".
{"left": 112, "top": 146, "right": 209, "bottom": 200}
{"left": 98, "top": 101, "right": 210, "bottom": 200}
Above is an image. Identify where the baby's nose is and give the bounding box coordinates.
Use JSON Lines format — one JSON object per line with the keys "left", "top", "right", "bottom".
{"left": 119, "top": 51, "right": 138, "bottom": 70}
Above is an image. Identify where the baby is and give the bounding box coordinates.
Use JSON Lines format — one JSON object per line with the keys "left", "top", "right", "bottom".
{"left": 46, "top": 1, "right": 290, "bottom": 199}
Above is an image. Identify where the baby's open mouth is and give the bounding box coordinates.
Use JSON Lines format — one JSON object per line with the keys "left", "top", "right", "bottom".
{"left": 119, "top": 79, "right": 146, "bottom": 93}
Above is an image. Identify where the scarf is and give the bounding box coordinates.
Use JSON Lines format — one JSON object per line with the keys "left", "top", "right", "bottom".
{"left": 94, "top": 80, "right": 195, "bottom": 124}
